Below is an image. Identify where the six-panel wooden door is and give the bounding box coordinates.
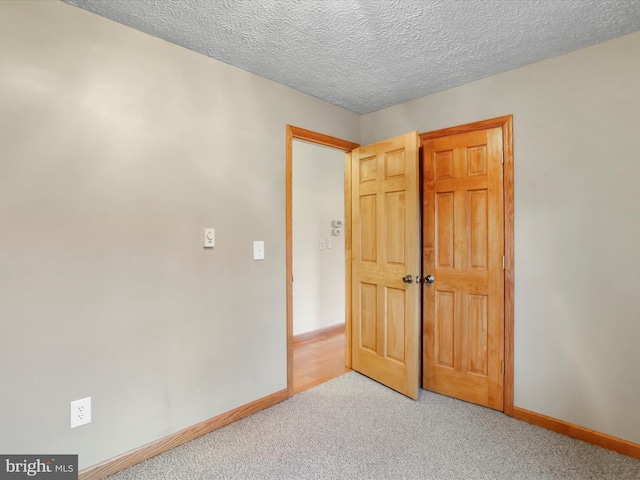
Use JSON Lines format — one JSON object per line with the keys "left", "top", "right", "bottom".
{"left": 422, "top": 127, "right": 505, "bottom": 410}
{"left": 350, "top": 132, "right": 421, "bottom": 399}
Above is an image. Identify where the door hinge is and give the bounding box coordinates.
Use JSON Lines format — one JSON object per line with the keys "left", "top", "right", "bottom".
{"left": 502, "top": 256, "right": 505, "bottom": 270}
{"left": 501, "top": 150, "right": 504, "bottom": 164}
{"left": 502, "top": 361, "right": 505, "bottom": 375}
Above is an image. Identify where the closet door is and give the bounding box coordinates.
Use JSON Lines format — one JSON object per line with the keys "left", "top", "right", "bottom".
{"left": 422, "top": 127, "right": 505, "bottom": 410}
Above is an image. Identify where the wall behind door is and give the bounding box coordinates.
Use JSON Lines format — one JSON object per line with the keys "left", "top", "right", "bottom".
{"left": 292, "top": 140, "right": 345, "bottom": 335}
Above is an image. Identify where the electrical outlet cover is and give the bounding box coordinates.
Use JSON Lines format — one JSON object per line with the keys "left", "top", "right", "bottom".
{"left": 70, "top": 397, "right": 91, "bottom": 429}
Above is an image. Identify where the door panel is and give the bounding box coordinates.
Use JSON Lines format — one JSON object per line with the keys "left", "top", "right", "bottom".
{"left": 385, "top": 191, "right": 406, "bottom": 264}
{"left": 360, "top": 195, "right": 377, "bottom": 262}
{"left": 351, "top": 132, "right": 421, "bottom": 399}
{"left": 360, "top": 283, "right": 377, "bottom": 351}
{"left": 423, "top": 127, "right": 504, "bottom": 410}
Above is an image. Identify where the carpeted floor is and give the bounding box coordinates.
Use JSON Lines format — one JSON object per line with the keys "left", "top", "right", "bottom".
{"left": 107, "top": 372, "right": 640, "bottom": 479}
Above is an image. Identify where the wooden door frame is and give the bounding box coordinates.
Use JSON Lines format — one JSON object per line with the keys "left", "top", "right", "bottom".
{"left": 419, "top": 115, "right": 514, "bottom": 415}
{"left": 285, "top": 125, "right": 359, "bottom": 397}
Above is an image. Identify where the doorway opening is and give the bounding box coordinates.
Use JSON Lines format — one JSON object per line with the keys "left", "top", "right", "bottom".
{"left": 285, "top": 117, "right": 513, "bottom": 413}
{"left": 286, "top": 125, "right": 359, "bottom": 397}
{"left": 291, "top": 139, "right": 349, "bottom": 393}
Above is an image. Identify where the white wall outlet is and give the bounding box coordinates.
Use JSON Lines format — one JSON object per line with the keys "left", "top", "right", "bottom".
{"left": 253, "top": 240, "right": 264, "bottom": 260}
{"left": 204, "top": 228, "right": 215, "bottom": 248}
{"left": 319, "top": 238, "right": 326, "bottom": 250}
{"left": 70, "top": 397, "right": 91, "bottom": 429}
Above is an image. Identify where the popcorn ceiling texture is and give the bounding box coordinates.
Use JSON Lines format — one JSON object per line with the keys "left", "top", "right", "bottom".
{"left": 62, "top": 0, "right": 640, "bottom": 114}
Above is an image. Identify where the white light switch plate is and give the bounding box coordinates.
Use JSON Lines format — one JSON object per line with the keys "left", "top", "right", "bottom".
{"left": 253, "top": 241, "right": 264, "bottom": 260}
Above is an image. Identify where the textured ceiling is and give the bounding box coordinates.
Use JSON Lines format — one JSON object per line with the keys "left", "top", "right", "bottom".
{"left": 62, "top": 0, "right": 640, "bottom": 114}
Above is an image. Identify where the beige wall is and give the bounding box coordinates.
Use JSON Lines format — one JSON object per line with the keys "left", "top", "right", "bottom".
{"left": 292, "top": 140, "right": 346, "bottom": 336}
{"left": 363, "top": 31, "right": 640, "bottom": 444}
{"left": 0, "top": 1, "right": 359, "bottom": 469}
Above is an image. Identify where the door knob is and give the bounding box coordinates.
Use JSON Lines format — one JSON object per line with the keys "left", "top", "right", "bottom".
{"left": 402, "top": 275, "right": 414, "bottom": 284}
{"left": 424, "top": 274, "right": 435, "bottom": 284}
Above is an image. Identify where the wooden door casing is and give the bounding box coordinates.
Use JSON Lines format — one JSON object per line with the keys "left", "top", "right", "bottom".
{"left": 285, "top": 125, "right": 359, "bottom": 397}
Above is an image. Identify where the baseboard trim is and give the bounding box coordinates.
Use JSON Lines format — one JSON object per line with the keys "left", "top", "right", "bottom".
{"left": 78, "top": 389, "right": 289, "bottom": 480}
{"left": 293, "top": 323, "right": 344, "bottom": 346}
{"left": 513, "top": 407, "right": 640, "bottom": 460}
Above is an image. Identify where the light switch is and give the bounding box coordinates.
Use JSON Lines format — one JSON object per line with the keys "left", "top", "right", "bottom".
{"left": 204, "top": 228, "right": 215, "bottom": 248}
{"left": 253, "top": 241, "right": 264, "bottom": 260}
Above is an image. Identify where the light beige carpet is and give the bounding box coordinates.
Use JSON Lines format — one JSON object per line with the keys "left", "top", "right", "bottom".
{"left": 108, "top": 372, "right": 640, "bottom": 479}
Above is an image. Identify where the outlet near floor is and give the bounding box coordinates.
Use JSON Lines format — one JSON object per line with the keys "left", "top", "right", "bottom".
{"left": 70, "top": 397, "right": 91, "bottom": 428}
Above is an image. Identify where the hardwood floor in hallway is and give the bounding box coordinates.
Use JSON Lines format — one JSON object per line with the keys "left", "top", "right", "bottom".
{"left": 292, "top": 326, "right": 350, "bottom": 394}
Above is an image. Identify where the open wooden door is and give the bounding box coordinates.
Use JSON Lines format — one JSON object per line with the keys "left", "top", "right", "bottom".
{"left": 422, "top": 126, "right": 505, "bottom": 410}
{"left": 350, "top": 132, "right": 421, "bottom": 399}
